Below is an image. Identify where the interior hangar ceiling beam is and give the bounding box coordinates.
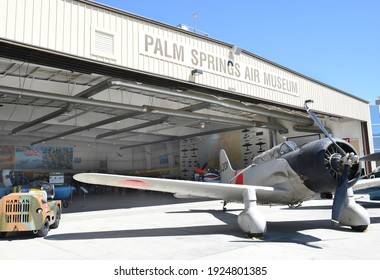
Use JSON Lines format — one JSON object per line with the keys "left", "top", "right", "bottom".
{"left": 1, "top": 85, "right": 288, "bottom": 145}
{"left": 0, "top": 85, "right": 147, "bottom": 113}
{"left": 10, "top": 78, "right": 129, "bottom": 135}
{"left": 144, "top": 105, "right": 288, "bottom": 133}
{"left": 112, "top": 80, "right": 313, "bottom": 126}
{"left": 10, "top": 104, "right": 74, "bottom": 135}
{"left": 96, "top": 116, "right": 169, "bottom": 140}
{"left": 31, "top": 102, "right": 212, "bottom": 145}
{"left": 95, "top": 102, "right": 212, "bottom": 140}
{"left": 30, "top": 111, "right": 144, "bottom": 146}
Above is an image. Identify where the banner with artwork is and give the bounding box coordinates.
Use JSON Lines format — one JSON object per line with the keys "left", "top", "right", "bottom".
{"left": 15, "top": 146, "right": 73, "bottom": 170}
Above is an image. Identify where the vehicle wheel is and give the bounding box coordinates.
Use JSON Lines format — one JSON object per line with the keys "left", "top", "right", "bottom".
{"left": 351, "top": 225, "right": 368, "bottom": 232}
{"left": 0, "top": 232, "right": 6, "bottom": 238}
{"left": 63, "top": 201, "right": 69, "bottom": 208}
{"left": 35, "top": 218, "right": 50, "bottom": 237}
{"left": 50, "top": 207, "right": 61, "bottom": 229}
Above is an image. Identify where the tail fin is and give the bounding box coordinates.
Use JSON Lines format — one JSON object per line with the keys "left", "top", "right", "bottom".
{"left": 219, "top": 149, "right": 236, "bottom": 184}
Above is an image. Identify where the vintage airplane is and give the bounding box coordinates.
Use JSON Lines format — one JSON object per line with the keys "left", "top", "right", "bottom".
{"left": 194, "top": 163, "right": 221, "bottom": 183}
{"left": 74, "top": 101, "right": 380, "bottom": 237}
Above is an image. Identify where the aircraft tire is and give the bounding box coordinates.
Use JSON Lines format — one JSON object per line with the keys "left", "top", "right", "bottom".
{"left": 351, "top": 225, "right": 368, "bottom": 232}
{"left": 50, "top": 207, "right": 61, "bottom": 229}
{"left": 36, "top": 218, "right": 50, "bottom": 237}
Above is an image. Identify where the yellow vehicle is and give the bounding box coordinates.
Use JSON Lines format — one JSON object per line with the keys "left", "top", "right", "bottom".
{"left": 0, "top": 181, "right": 61, "bottom": 238}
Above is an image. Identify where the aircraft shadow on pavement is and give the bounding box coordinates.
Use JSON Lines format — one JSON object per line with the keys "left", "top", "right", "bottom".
{"left": 63, "top": 190, "right": 203, "bottom": 213}
{"left": 43, "top": 207, "right": 380, "bottom": 249}
{"left": 357, "top": 201, "right": 380, "bottom": 209}
{"left": 170, "top": 209, "right": 326, "bottom": 248}
{"left": 286, "top": 200, "right": 380, "bottom": 211}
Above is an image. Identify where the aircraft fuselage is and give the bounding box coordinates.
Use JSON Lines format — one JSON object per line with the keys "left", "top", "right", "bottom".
{"left": 225, "top": 138, "right": 361, "bottom": 205}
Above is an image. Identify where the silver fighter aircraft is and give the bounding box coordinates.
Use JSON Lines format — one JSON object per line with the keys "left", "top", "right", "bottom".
{"left": 74, "top": 101, "right": 380, "bottom": 237}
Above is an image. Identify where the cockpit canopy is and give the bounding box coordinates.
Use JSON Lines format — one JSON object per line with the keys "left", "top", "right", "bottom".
{"left": 252, "top": 141, "right": 298, "bottom": 165}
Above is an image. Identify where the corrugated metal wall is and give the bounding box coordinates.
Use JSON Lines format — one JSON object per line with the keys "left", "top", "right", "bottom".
{"left": 0, "top": 0, "right": 370, "bottom": 121}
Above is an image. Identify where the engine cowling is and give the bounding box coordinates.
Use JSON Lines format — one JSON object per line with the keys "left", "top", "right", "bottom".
{"left": 283, "top": 138, "right": 361, "bottom": 193}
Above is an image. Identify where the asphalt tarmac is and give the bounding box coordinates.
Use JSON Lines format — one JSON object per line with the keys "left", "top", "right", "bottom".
{"left": 1, "top": 188, "right": 380, "bottom": 260}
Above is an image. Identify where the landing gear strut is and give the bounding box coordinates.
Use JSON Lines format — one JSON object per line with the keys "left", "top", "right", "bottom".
{"left": 237, "top": 188, "right": 267, "bottom": 238}
{"left": 222, "top": 201, "right": 227, "bottom": 212}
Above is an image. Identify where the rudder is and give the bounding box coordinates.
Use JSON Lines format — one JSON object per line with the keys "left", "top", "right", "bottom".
{"left": 219, "top": 149, "right": 236, "bottom": 184}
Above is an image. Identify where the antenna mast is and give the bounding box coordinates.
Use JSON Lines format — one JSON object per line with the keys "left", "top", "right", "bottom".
{"left": 192, "top": 13, "right": 197, "bottom": 33}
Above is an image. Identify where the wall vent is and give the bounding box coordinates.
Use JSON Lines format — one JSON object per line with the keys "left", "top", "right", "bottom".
{"left": 91, "top": 27, "right": 116, "bottom": 60}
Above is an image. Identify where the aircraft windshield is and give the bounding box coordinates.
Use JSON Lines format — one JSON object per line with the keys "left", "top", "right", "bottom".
{"left": 252, "top": 141, "right": 298, "bottom": 165}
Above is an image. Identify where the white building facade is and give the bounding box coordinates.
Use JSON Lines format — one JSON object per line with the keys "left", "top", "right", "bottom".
{"left": 0, "top": 0, "right": 373, "bottom": 174}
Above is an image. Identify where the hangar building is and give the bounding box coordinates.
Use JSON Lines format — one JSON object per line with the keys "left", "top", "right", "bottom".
{"left": 0, "top": 0, "right": 373, "bottom": 179}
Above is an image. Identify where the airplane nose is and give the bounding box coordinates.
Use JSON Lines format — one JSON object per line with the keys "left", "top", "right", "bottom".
{"left": 329, "top": 153, "right": 344, "bottom": 173}
{"left": 283, "top": 138, "right": 361, "bottom": 194}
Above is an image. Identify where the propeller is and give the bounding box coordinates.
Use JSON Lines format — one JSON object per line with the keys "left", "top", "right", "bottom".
{"left": 194, "top": 162, "right": 208, "bottom": 176}
{"left": 359, "top": 152, "right": 380, "bottom": 162}
{"left": 304, "top": 100, "right": 359, "bottom": 224}
{"left": 305, "top": 100, "right": 380, "bottom": 224}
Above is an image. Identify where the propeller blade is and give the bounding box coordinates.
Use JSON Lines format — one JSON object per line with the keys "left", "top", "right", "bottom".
{"left": 360, "top": 152, "right": 380, "bottom": 162}
{"left": 304, "top": 100, "right": 347, "bottom": 157}
{"left": 201, "top": 162, "right": 208, "bottom": 170}
{"left": 331, "top": 165, "right": 349, "bottom": 224}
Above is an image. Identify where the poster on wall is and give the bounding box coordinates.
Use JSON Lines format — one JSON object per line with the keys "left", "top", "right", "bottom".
{"left": 15, "top": 146, "right": 73, "bottom": 170}
{"left": 49, "top": 172, "right": 65, "bottom": 185}
{"left": 179, "top": 129, "right": 270, "bottom": 179}
{"left": 240, "top": 129, "right": 269, "bottom": 167}
{"left": 180, "top": 138, "right": 199, "bottom": 180}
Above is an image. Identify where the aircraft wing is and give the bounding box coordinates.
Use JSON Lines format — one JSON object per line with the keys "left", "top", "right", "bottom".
{"left": 353, "top": 177, "right": 380, "bottom": 191}
{"left": 73, "top": 173, "right": 275, "bottom": 203}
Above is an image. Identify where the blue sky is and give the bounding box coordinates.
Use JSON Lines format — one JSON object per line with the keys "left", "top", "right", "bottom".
{"left": 96, "top": 0, "right": 380, "bottom": 104}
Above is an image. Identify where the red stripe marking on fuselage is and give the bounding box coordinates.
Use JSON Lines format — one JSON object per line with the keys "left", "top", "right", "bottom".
{"left": 234, "top": 171, "right": 244, "bottom": 184}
